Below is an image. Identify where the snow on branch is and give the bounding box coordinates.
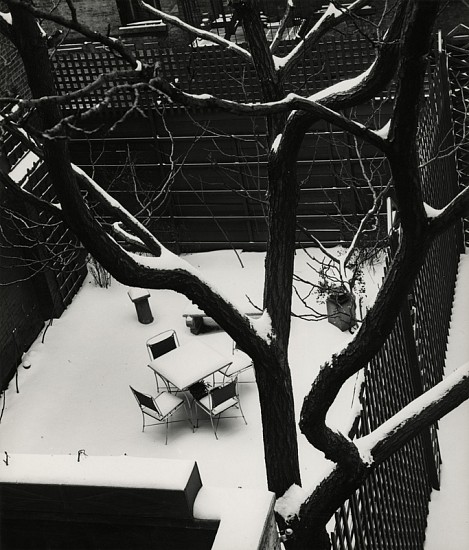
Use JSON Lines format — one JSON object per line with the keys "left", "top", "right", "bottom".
{"left": 137, "top": 1, "right": 252, "bottom": 64}
{"left": 72, "top": 164, "right": 163, "bottom": 257}
{"left": 426, "top": 185, "right": 469, "bottom": 236}
{"left": 148, "top": 82, "right": 389, "bottom": 152}
{"left": 356, "top": 362, "right": 469, "bottom": 465}
{"left": 310, "top": 62, "right": 375, "bottom": 103}
{"left": 274, "top": 0, "right": 369, "bottom": 76}
{"left": 0, "top": 11, "right": 12, "bottom": 25}
{"left": 423, "top": 202, "right": 443, "bottom": 219}
{"left": 72, "top": 168, "right": 263, "bottom": 341}
{"left": 111, "top": 222, "right": 151, "bottom": 251}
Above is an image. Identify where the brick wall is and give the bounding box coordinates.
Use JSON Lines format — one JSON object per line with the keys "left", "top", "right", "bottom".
{"left": 0, "top": 33, "right": 30, "bottom": 98}
{"left": 35, "top": 0, "right": 121, "bottom": 40}
{"left": 34, "top": 0, "right": 191, "bottom": 47}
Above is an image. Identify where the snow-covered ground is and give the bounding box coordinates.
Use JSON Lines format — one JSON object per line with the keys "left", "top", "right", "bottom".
{"left": 0, "top": 247, "right": 467, "bottom": 545}
{"left": 424, "top": 253, "right": 469, "bottom": 549}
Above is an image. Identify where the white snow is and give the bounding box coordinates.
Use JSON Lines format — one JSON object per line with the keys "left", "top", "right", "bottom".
{"left": 275, "top": 483, "right": 309, "bottom": 521}
{"left": 323, "top": 2, "right": 343, "bottom": 19}
{"left": 0, "top": 11, "right": 12, "bottom": 25}
{"left": 8, "top": 151, "right": 40, "bottom": 184}
{"left": 0, "top": 454, "right": 196, "bottom": 489}
{"left": 192, "top": 93, "right": 213, "bottom": 101}
{"left": 424, "top": 253, "right": 469, "bottom": 549}
{"left": 194, "top": 486, "right": 275, "bottom": 550}
{"left": 373, "top": 120, "right": 391, "bottom": 139}
{"left": 1, "top": 247, "right": 379, "bottom": 486}
{"left": 273, "top": 3, "right": 344, "bottom": 71}
{"left": 271, "top": 133, "right": 282, "bottom": 153}
{"left": 310, "top": 64, "right": 374, "bottom": 102}
{"left": 423, "top": 202, "right": 444, "bottom": 219}
{"left": 251, "top": 310, "right": 273, "bottom": 341}
{"left": 127, "top": 287, "right": 150, "bottom": 301}
{"left": 0, "top": 247, "right": 467, "bottom": 544}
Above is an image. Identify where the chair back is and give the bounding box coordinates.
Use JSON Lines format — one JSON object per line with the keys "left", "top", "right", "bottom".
{"left": 147, "top": 330, "right": 178, "bottom": 360}
{"left": 210, "top": 379, "right": 237, "bottom": 409}
{"left": 130, "top": 386, "right": 161, "bottom": 416}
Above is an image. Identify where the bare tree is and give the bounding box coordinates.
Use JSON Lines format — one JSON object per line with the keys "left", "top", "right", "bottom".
{"left": 1, "top": 1, "right": 469, "bottom": 548}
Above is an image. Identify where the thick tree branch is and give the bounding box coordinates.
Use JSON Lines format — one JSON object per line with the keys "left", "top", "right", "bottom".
{"left": 299, "top": 0, "right": 440, "bottom": 465}
{"left": 111, "top": 222, "right": 150, "bottom": 252}
{"left": 72, "top": 165, "right": 163, "bottom": 257}
{"left": 7, "top": 4, "right": 276, "bottom": 377}
{"left": 233, "top": 0, "right": 285, "bottom": 139}
{"left": 269, "top": 0, "right": 294, "bottom": 54}
{"left": 147, "top": 83, "right": 389, "bottom": 151}
{"left": 1, "top": 119, "right": 164, "bottom": 256}
{"left": 293, "top": 362, "right": 469, "bottom": 547}
{"left": 428, "top": 185, "right": 469, "bottom": 236}
{"left": 357, "top": 361, "right": 469, "bottom": 464}
{"left": 279, "top": 0, "right": 406, "bottom": 152}
{"left": 387, "top": 1, "right": 440, "bottom": 230}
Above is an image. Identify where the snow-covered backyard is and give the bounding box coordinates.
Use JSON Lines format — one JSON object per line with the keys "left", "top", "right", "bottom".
{"left": 0, "top": 247, "right": 467, "bottom": 546}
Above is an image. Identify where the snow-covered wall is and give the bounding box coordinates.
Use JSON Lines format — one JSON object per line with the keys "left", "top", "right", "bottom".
{"left": 0, "top": 454, "right": 279, "bottom": 550}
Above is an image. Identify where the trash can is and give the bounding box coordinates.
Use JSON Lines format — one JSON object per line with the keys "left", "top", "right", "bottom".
{"left": 128, "top": 288, "right": 154, "bottom": 324}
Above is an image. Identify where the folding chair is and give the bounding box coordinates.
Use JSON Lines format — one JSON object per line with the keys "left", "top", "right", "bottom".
{"left": 193, "top": 377, "right": 247, "bottom": 439}
{"left": 129, "top": 386, "right": 191, "bottom": 445}
{"left": 146, "top": 329, "right": 180, "bottom": 392}
{"left": 219, "top": 341, "right": 254, "bottom": 381}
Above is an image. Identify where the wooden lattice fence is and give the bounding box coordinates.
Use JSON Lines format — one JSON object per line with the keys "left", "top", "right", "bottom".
{"left": 53, "top": 26, "right": 378, "bottom": 113}
{"left": 330, "top": 43, "right": 464, "bottom": 550}
{"left": 0, "top": 110, "right": 87, "bottom": 388}
{"left": 56, "top": 28, "right": 391, "bottom": 250}
{"left": 2, "top": 129, "right": 87, "bottom": 310}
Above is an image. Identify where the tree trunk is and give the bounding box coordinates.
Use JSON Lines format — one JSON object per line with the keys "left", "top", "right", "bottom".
{"left": 255, "top": 350, "right": 301, "bottom": 496}
{"left": 233, "top": 0, "right": 302, "bottom": 495}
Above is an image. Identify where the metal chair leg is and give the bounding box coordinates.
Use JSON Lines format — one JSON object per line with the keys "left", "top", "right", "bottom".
{"left": 209, "top": 414, "right": 218, "bottom": 440}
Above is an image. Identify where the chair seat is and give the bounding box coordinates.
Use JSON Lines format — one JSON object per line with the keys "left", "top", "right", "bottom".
{"left": 198, "top": 395, "right": 239, "bottom": 416}
{"left": 221, "top": 351, "right": 252, "bottom": 377}
{"left": 155, "top": 392, "right": 184, "bottom": 416}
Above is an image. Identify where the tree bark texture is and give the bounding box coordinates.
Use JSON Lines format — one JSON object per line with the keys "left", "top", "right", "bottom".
{"left": 233, "top": 0, "right": 286, "bottom": 138}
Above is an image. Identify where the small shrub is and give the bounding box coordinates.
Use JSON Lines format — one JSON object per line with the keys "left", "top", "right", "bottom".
{"left": 87, "top": 255, "right": 111, "bottom": 288}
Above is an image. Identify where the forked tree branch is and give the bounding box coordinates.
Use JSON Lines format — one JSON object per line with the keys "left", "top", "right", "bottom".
{"left": 137, "top": 0, "right": 252, "bottom": 64}
{"left": 276, "top": 0, "right": 370, "bottom": 78}
{"left": 299, "top": 0, "right": 441, "bottom": 466}
{"left": 145, "top": 82, "right": 390, "bottom": 151}
{"left": 294, "top": 361, "right": 469, "bottom": 546}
